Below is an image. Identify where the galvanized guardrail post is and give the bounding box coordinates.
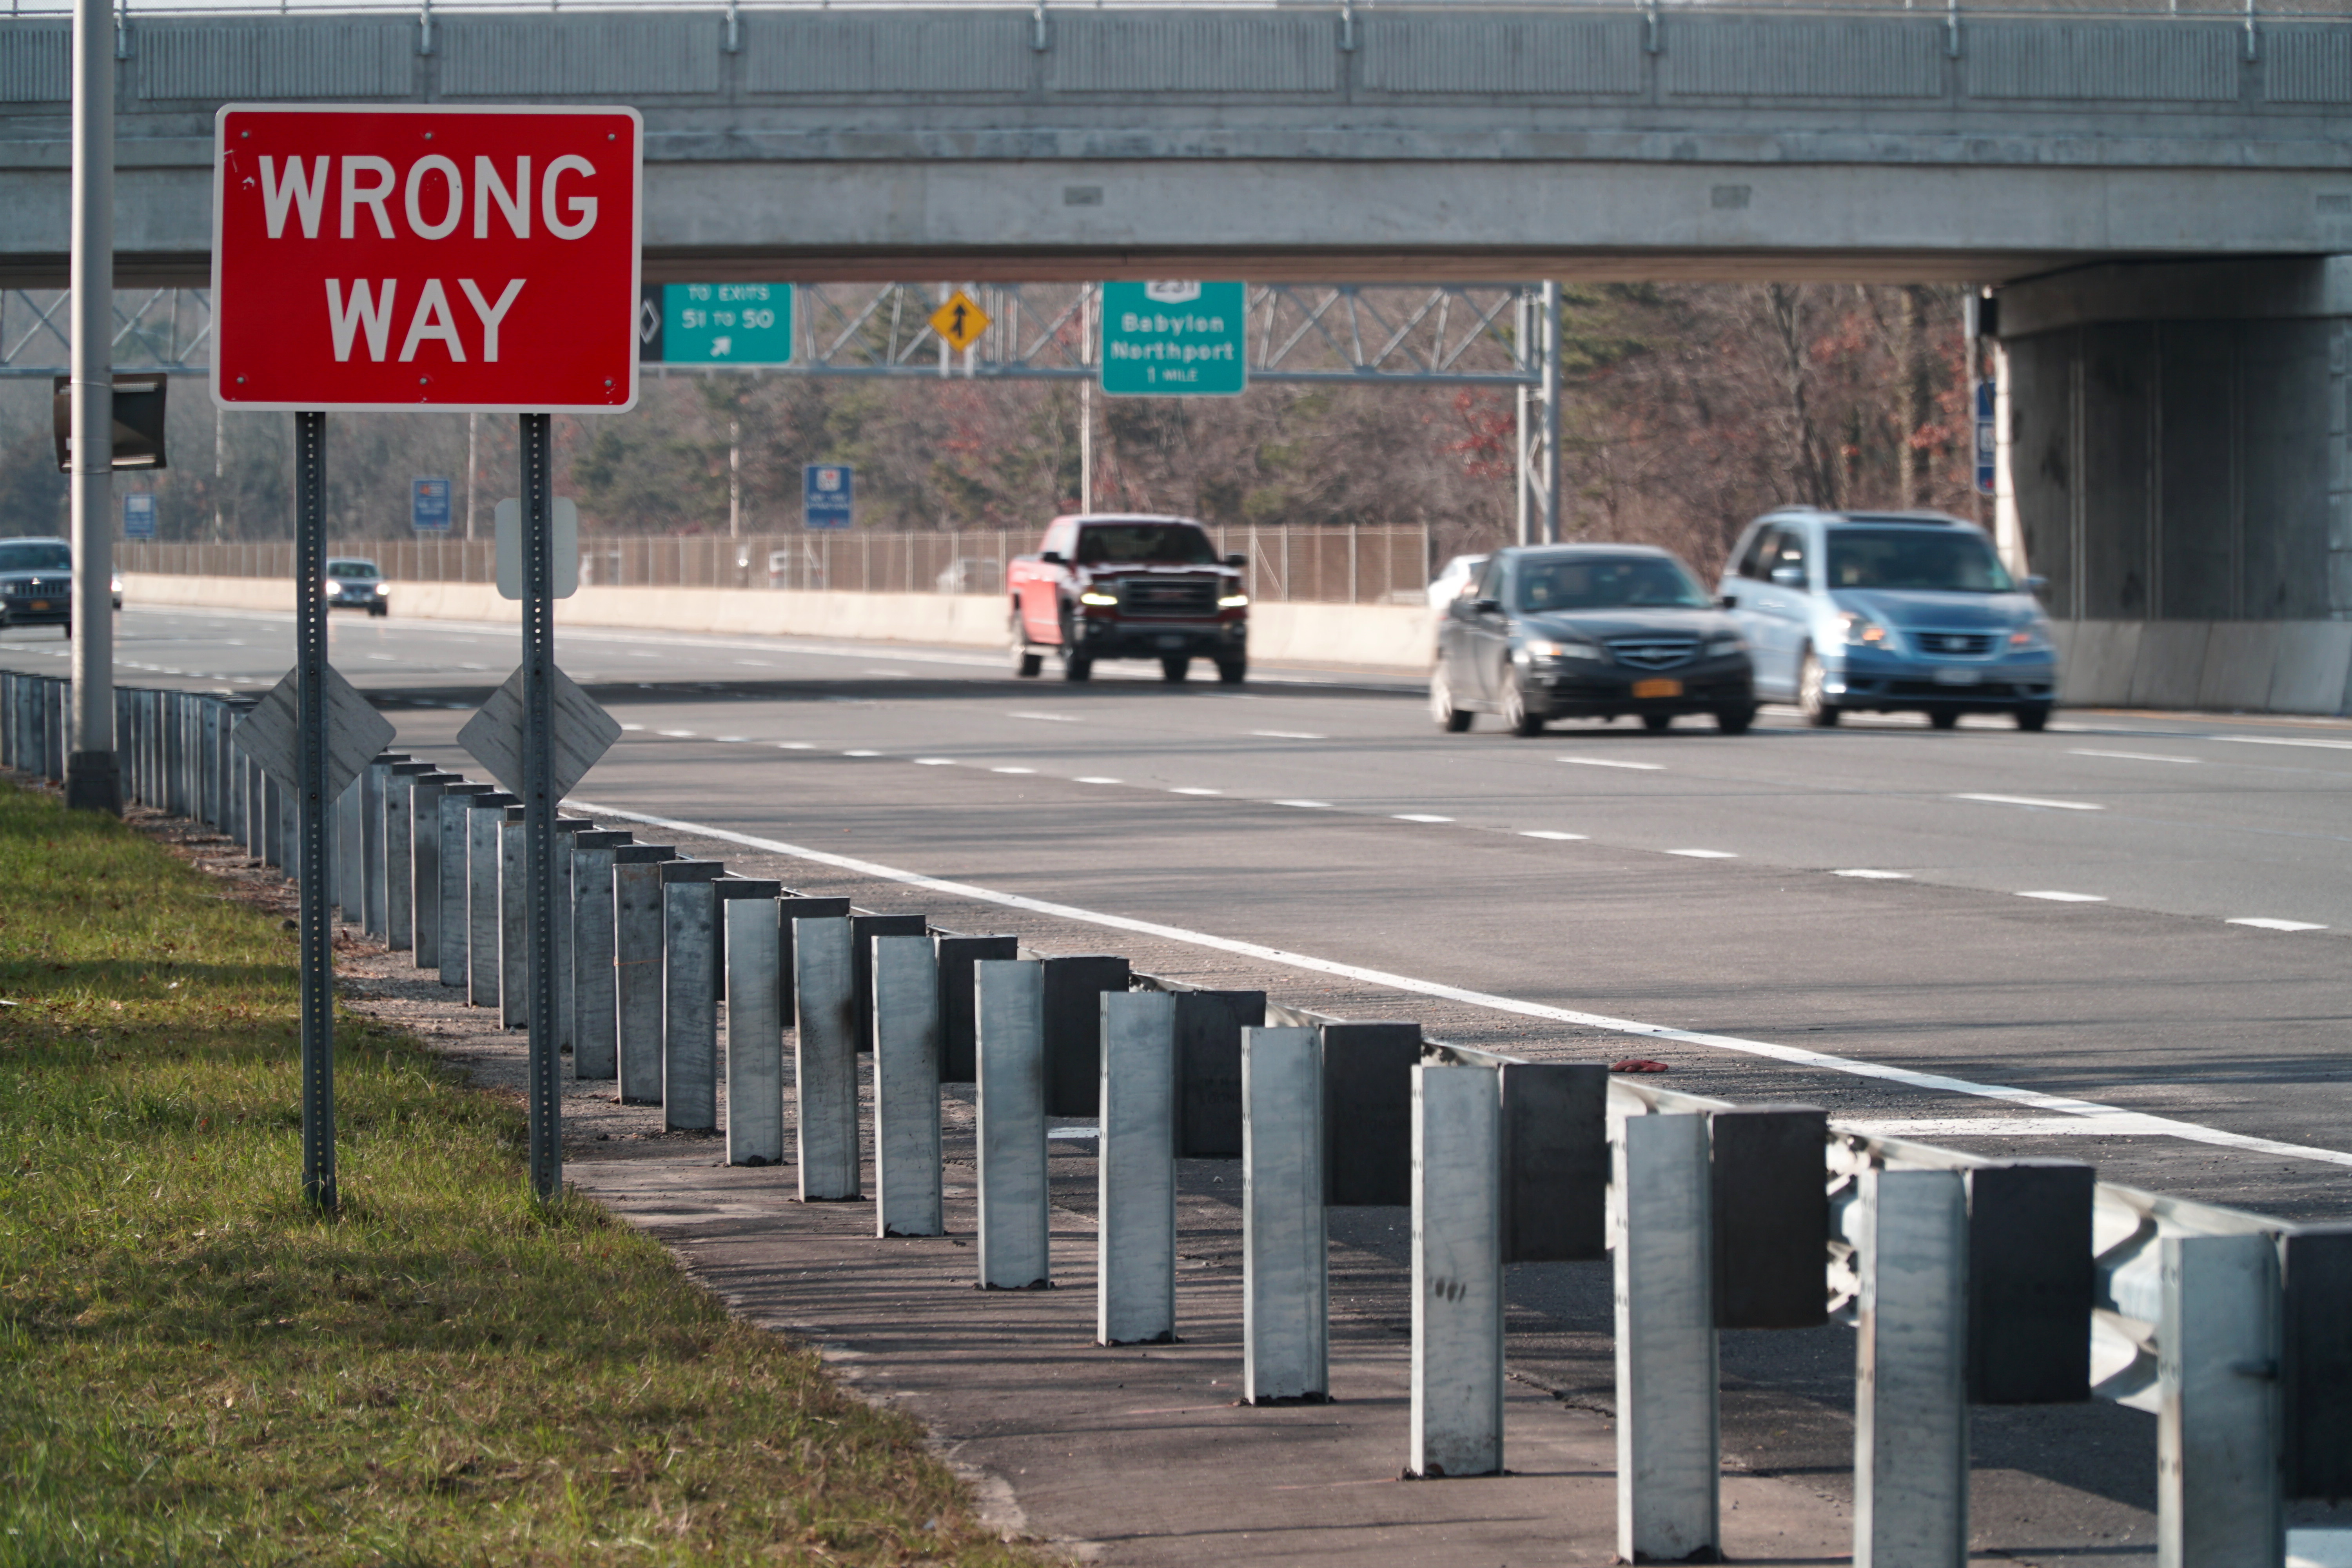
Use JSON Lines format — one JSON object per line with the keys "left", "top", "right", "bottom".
{"left": 1243, "top": 1024, "right": 1327, "bottom": 1403}
{"left": 465, "top": 791, "right": 515, "bottom": 1005}
{"left": 499, "top": 804, "right": 530, "bottom": 1027}
{"left": 551, "top": 817, "right": 593, "bottom": 1049}
{"left": 1411, "top": 1060, "right": 1503, "bottom": 1477}
{"left": 851, "top": 911, "right": 927, "bottom": 1051}
{"left": 360, "top": 753, "right": 397, "bottom": 938}
{"left": 794, "top": 914, "right": 860, "bottom": 1200}
{"left": 436, "top": 783, "right": 495, "bottom": 986}
{"left": 1098, "top": 988, "right": 1176, "bottom": 1345}
{"left": 613, "top": 843, "right": 675, "bottom": 1103}
{"left": 568, "top": 830, "right": 633, "bottom": 1082}
{"left": 723, "top": 880, "right": 784, "bottom": 1167}
{"left": 2159, "top": 1233, "right": 2283, "bottom": 1568}
{"left": 1615, "top": 1110, "right": 1719, "bottom": 1562}
{"left": 334, "top": 775, "right": 362, "bottom": 924}
{"left": 384, "top": 760, "right": 433, "bottom": 951}
{"left": 873, "top": 933, "right": 944, "bottom": 1236}
{"left": 660, "top": 860, "right": 728, "bottom": 1131}
{"left": 1853, "top": 1166, "right": 1970, "bottom": 1568}
{"left": 976, "top": 957, "right": 1049, "bottom": 1288}
{"left": 407, "top": 770, "right": 459, "bottom": 964}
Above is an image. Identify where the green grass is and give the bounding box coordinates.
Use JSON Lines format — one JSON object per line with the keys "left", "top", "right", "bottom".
{"left": 0, "top": 779, "right": 1047, "bottom": 1567}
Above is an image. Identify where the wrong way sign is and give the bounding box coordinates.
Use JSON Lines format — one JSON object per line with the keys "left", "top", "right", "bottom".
{"left": 211, "top": 104, "right": 642, "bottom": 413}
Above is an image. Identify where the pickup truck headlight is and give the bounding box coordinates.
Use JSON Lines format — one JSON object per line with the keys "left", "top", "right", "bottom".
{"left": 1219, "top": 593, "right": 1249, "bottom": 609}
{"left": 323, "top": 579, "right": 343, "bottom": 594}
{"left": 374, "top": 584, "right": 390, "bottom": 596}
{"left": 1525, "top": 637, "right": 1601, "bottom": 661}
{"left": 1078, "top": 591, "right": 1119, "bottom": 607}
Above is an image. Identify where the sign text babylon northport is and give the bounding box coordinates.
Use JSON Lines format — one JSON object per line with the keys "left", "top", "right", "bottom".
{"left": 1100, "top": 281, "right": 1245, "bottom": 397}
{"left": 210, "top": 105, "right": 642, "bottom": 413}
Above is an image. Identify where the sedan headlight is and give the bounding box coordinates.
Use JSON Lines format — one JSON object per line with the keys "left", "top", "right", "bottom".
{"left": 1704, "top": 634, "right": 1747, "bottom": 658}
{"left": 1078, "top": 591, "right": 1119, "bottom": 607}
{"left": 1525, "top": 637, "right": 1602, "bottom": 661}
{"left": 1837, "top": 610, "right": 1891, "bottom": 649}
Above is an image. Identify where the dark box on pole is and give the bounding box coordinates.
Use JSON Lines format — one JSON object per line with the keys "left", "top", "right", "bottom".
{"left": 1965, "top": 1161, "right": 2094, "bottom": 1403}
{"left": 1321, "top": 1021, "right": 1419, "bottom": 1206}
{"left": 936, "top": 933, "right": 1018, "bottom": 1082}
{"left": 1041, "top": 955, "right": 1131, "bottom": 1117}
{"left": 1709, "top": 1105, "right": 1828, "bottom": 1330}
{"left": 1499, "top": 1062, "right": 1607, "bottom": 1262}
{"left": 1173, "top": 989, "right": 1264, "bottom": 1158}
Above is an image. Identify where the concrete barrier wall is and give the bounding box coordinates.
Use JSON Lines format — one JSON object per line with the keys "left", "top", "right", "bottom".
{"left": 123, "top": 573, "right": 1436, "bottom": 672}
{"left": 2051, "top": 619, "right": 2352, "bottom": 715}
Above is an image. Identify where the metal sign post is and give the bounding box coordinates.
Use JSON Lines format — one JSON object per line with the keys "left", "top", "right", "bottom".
{"left": 520, "top": 412, "right": 560, "bottom": 1200}
{"left": 294, "top": 410, "right": 334, "bottom": 1210}
{"left": 65, "top": 0, "right": 118, "bottom": 815}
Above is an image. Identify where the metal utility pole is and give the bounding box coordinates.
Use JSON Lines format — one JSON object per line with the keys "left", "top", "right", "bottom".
{"left": 728, "top": 418, "right": 741, "bottom": 537}
{"left": 465, "top": 412, "right": 479, "bottom": 540}
{"left": 519, "top": 412, "right": 560, "bottom": 1200}
{"left": 294, "top": 410, "right": 335, "bottom": 1210}
{"left": 1540, "top": 279, "right": 1562, "bottom": 546}
{"left": 65, "top": 0, "right": 118, "bottom": 814}
{"left": 1080, "top": 287, "right": 1094, "bottom": 512}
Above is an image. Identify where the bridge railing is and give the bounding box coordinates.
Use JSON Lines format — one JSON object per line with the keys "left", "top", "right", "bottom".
{"left": 117, "top": 524, "right": 1435, "bottom": 605}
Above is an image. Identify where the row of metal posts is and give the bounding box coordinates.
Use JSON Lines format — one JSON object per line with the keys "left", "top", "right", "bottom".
{"left": 45, "top": 691, "right": 2319, "bottom": 1568}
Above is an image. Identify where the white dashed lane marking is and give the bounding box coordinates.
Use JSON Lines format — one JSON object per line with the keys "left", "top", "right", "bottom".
{"left": 1559, "top": 757, "right": 1664, "bottom": 771}
{"left": 2017, "top": 890, "right": 2107, "bottom": 903}
{"left": 2228, "top": 917, "right": 2328, "bottom": 932}
{"left": 1955, "top": 793, "right": 2103, "bottom": 811}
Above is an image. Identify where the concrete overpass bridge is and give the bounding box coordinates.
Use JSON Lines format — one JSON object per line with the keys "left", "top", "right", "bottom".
{"left": 4, "top": 2, "right": 2352, "bottom": 708}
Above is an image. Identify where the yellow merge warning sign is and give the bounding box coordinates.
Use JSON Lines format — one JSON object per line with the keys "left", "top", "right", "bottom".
{"left": 929, "top": 290, "right": 992, "bottom": 352}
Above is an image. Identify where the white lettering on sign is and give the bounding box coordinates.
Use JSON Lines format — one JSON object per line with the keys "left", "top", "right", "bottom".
{"left": 326, "top": 279, "right": 397, "bottom": 361}
{"left": 474, "top": 156, "right": 530, "bottom": 240}
{"left": 1118, "top": 312, "right": 1227, "bottom": 335}
{"left": 399, "top": 278, "right": 466, "bottom": 362}
{"left": 325, "top": 277, "right": 526, "bottom": 363}
{"left": 341, "top": 155, "right": 397, "bottom": 240}
{"left": 260, "top": 156, "right": 329, "bottom": 239}
{"left": 403, "top": 155, "right": 465, "bottom": 240}
{"left": 542, "top": 155, "right": 598, "bottom": 240}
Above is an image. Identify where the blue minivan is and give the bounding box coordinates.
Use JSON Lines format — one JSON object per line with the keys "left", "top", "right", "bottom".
{"left": 1715, "top": 510, "right": 2058, "bottom": 730}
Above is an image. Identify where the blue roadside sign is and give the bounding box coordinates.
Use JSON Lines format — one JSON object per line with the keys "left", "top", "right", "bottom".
{"left": 1975, "top": 380, "right": 1996, "bottom": 497}
{"left": 804, "top": 463, "right": 853, "bottom": 530}
{"left": 123, "top": 492, "right": 156, "bottom": 539}
{"left": 413, "top": 476, "right": 453, "bottom": 532}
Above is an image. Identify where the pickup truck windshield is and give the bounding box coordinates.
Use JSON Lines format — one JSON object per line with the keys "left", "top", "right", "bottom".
{"left": 1514, "top": 555, "right": 1710, "bottom": 612}
{"left": 1826, "top": 529, "right": 2013, "bottom": 593}
{"left": 1076, "top": 525, "right": 1217, "bottom": 566}
{"left": 0, "top": 543, "right": 73, "bottom": 573}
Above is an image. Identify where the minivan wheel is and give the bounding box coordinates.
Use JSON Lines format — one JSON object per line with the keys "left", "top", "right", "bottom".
{"left": 1430, "top": 669, "right": 1473, "bottom": 733}
{"left": 2015, "top": 704, "right": 2052, "bottom": 733}
{"left": 1503, "top": 680, "right": 1544, "bottom": 737}
{"left": 1797, "top": 652, "right": 1839, "bottom": 728}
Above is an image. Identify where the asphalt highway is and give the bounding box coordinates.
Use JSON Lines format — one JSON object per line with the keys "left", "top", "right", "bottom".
{"left": 25, "top": 604, "right": 2352, "bottom": 1221}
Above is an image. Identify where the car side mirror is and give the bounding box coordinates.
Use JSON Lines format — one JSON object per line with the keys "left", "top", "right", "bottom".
{"left": 1472, "top": 596, "right": 1502, "bottom": 615}
{"left": 1768, "top": 564, "right": 1805, "bottom": 588}
{"left": 1225, "top": 553, "right": 1247, "bottom": 570}
{"left": 1719, "top": 593, "right": 1738, "bottom": 610}
{"left": 2024, "top": 573, "right": 2048, "bottom": 595}
{"left": 1040, "top": 551, "right": 1065, "bottom": 567}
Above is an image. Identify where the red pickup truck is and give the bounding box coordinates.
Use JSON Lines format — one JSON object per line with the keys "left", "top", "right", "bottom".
{"left": 1007, "top": 514, "right": 1250, "bottom": 684}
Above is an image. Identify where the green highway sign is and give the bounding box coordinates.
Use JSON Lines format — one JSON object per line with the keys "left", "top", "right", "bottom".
{"left": 1100, "top": 281, "right": 1246, "bottom": 397}
{"left": 641, "top": 283, "right": 793, "bottom": 365}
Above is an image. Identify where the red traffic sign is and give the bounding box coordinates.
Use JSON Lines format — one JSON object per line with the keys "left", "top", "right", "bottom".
{"left": 211, "top": 105, "right": 641, "bottom": 413}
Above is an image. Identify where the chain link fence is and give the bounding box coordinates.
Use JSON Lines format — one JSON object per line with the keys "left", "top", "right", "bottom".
{"left": 119, "top": 525, "right": 1434, "bottom": 606}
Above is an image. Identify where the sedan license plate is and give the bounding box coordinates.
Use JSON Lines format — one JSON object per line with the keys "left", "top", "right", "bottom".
{"left": 1931, "top": 667, "right": 1981, "bottom": 686}
{"left": 1632, "top": 677, "right": 1683, "bottom": 699}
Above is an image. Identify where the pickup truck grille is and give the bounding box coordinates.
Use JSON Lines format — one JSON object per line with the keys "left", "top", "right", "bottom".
{"left": 1119, "top": 577, "right": 1219, "bottom": 617}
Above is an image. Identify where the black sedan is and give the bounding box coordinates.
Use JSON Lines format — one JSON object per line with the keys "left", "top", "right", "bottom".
{"left": 0, "top": 537, "right": 76, "bottom": 636}
{"left": 1431, "top": 544, "right": 1756, "bottom": 735}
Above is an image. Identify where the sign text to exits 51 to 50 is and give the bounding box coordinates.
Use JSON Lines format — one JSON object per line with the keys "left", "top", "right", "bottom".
{"left": 1100, "top": 281, "right": 1246, "bottom": 397}
{"left": 642, "top": 283, "right": 793, "bottom": 365}
{"left": 210, "top": 104, "right": 642, "bottom": 413}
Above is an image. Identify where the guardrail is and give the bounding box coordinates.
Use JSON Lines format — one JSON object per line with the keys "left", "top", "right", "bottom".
{"left": 116, "top": 527, "right": 1434, "bottom": 607}
{"left": 18, "top": 669, "right": 2348, "bottom": 1568}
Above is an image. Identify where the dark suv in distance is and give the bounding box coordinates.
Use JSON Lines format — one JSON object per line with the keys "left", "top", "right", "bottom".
{"left": 1432, "top": 544, "right": 1757, "bottom": 735}
{"left": 0, "top": 537, "right": 76, "bottom": 636}
{"left": 324, "top": 558, "right": 390, "bottom": 617}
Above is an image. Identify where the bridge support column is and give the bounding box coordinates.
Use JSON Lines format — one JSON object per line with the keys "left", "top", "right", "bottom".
{"left": 1996, "top": 259, "right": 2352, "bottom": 716}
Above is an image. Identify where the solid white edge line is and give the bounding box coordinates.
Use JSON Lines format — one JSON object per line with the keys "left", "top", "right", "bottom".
{"left": 569, "top": 798, "right": 2352, "bottom": 1171}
